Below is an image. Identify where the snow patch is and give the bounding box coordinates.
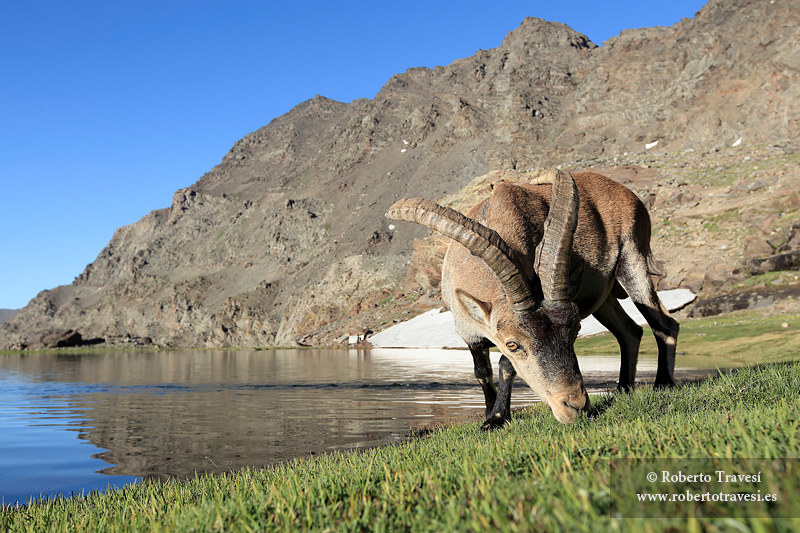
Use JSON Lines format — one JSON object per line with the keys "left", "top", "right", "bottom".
{"left": 370, "top": 289, "right": 696, "bottom": 348}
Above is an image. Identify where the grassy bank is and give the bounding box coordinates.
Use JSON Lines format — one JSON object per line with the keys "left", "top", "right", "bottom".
{"left": 3, "top": 354, "right": 800, "bottom": 532}
{"left": 578, "top": 311, "right": 800, "bottom": 366}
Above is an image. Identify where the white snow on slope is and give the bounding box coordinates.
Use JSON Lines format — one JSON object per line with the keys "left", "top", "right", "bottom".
{"left": 370, "top": 289, "right": 696, "bottom": 349}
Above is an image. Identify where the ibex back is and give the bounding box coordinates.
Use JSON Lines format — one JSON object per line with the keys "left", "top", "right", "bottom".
{"left": 386, "top": 170, "right": 679, "bottom": 430}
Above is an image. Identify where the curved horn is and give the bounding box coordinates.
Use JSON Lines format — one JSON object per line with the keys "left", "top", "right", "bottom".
{"left": 386, "top": 198, "right": 537, "bottom": 314}
{"left": 535, "top": 170, "right": 580, "bottom": 306}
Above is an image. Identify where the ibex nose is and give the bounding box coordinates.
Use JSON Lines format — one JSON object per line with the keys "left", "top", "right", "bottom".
{"left": 550, "top": 389, "right": 590, "bottom": 423}
{"left": 564, "top": 392, "right": 589, "bottom": 412}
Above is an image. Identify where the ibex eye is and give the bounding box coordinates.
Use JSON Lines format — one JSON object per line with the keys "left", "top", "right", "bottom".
{"left": 505, "top": 341, "right": 520, "bottom": 351}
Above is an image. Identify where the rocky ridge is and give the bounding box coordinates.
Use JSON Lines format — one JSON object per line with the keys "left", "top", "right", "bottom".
{"left": 0, "top": 310, "right": 20, "bottom": 327}
{"left": 2, "top": 0, "right": 799, "bottom": 350}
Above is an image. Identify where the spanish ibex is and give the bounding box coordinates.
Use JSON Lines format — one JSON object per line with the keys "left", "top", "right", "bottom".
{"left": 386, "top": 170, "right": 679, "bottom": 430}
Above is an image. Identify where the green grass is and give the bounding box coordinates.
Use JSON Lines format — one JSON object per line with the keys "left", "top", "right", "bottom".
{"left": 577, "top": 312, "right": 800, "bottom": 366}
{"left": 728, "top": 272, "right": 799, "bottom": 292}
{"left": 676, "top": 146, "right": 800, "bottom": 188}
{"left": 3, "top": 317, "right": 800, "bottom": 532}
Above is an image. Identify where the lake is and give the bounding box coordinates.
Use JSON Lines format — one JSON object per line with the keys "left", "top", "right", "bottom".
{"left": 0, "top": 348, "right": 728, "bottom": 506}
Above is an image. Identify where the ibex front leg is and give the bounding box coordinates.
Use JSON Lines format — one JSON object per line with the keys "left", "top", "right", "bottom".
{"left": 469, "top": 341, "right": 497, "bottom": 416}
{"left": 481, "top": 355, "right": 516, "bottom": 431}
{"left": 470, "top": 342, "right": 516, "bottom": 431}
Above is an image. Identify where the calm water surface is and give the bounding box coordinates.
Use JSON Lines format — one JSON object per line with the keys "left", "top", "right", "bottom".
{"left": 0, "top": 348, "right": 730, "bottom": 505}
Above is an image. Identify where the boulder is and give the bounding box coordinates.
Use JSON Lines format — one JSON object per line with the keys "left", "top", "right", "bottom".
{"left": 703, "top": 268, "right": 730, "bottom": 291}
{"left": 744, "top": 224, "right": 800, "bottom": 273}
{"left": 679, "top": 271, "right": 705, "bottom": 292}
{"left": 657, "top": 273, "right": 683, "bottom": 291}
{"left": 759, "top": 214, "right": 780, "bottom": 233}
{"left": 744, "top": 237, "right": 775, "bottom": 270}
{"left": 38, "top": 329, "right": 83, "bottom": 348}
{"left": 757, "top": 251, "right": 800, "bottom": 273}
{"left": 744, "top": 236, "right": 774, "bottom": 260}
{"left": 778, "top": 225, "right": 800, "bottom": 252}
{"left": 767, "top": 233, "right": 788, "bottom": 248}
{"left": 652, "top": 188, "right": 696, "bottom": 210}
{"left": 689, "top": 286, "right": 800, "bottom": 318}
{"left": 788, "top": 225, "right": 800, "bottom": 245}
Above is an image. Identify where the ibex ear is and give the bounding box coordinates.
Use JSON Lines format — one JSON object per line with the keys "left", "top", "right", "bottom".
{"left": 455, "top": 289, "right": 492, "bottom": 328}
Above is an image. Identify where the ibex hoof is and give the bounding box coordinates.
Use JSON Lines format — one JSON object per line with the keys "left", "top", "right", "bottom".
{"left": 616, "top": 382, "right": 635, "bottom": 394}
{"left": 653, "top": 379, "right": 676, "bottom": 389}
{"left": 480, "top": 413, "right": 508, "bottom": 432}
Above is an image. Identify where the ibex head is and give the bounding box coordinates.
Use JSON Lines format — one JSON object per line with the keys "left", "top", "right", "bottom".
{"left": 387, "top": 170, "right": 589, "bottom": 423}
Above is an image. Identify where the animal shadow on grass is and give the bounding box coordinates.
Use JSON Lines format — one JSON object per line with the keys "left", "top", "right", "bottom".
{"left": 587, "top": 393, "right": 617, "bottom": 419}
{"left": 583, "top": 378, "right": 689, "bottom": 421}
{"left": 582, "top": 365, "right": 756, "bottom": 422}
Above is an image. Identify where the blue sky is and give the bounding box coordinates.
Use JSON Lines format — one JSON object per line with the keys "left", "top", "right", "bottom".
{"left": 0, "top": 1, "right": 707, "bottom": 310}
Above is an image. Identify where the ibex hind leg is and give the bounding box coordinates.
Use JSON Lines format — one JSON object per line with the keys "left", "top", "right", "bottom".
{"left": 636, "top": 297, "right": 679, "bottom": 388}
{"left": 592, "top": 295, "right": 643, "bottom": 392}
{"left": 616, "top": 251, "right": 680, "bottom": 388}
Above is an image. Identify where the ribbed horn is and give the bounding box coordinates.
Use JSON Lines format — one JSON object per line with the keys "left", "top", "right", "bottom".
{"left": 535, "top": 170, "right": 580, "bottom": 306}
{"left": 386, "top": 198, "right": 538, "bottom": 314}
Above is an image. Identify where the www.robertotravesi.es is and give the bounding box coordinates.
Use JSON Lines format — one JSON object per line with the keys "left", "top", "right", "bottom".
{"left": 636, "top": 491, "right": 777, "bottom": 503}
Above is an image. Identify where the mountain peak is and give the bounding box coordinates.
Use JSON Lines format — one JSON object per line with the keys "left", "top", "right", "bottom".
{"left": 3, "top": 0, "right": 799, "bottom": 349}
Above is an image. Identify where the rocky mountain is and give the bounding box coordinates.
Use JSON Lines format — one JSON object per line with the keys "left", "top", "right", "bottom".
{"left": 0, "top": 310, "right": 20, "bottom": 327}
{"left": 3, "top": 0, "right": 799, "bottom": 350}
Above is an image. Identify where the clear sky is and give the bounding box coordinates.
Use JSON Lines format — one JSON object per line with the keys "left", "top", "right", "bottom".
{"left": 0, "top": 0, "right": 708, "bottom": 310}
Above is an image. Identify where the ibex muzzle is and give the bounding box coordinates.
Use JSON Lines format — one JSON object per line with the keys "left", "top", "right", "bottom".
{"left": 387, "top": 170, "right": 679, "bottom": 429}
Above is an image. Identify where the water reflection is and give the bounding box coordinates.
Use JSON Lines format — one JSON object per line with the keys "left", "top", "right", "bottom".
{"left": 0, "top": 348, "right": 725, "bottom": 504}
